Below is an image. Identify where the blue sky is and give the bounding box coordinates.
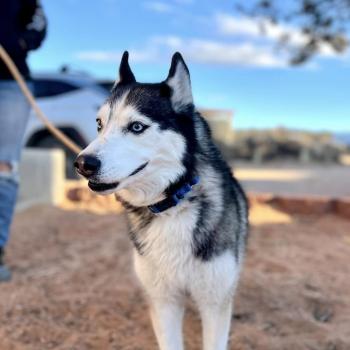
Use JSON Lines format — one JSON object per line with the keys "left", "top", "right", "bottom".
{"left": 29, "top": 0, "right": 349, "bottom": 132}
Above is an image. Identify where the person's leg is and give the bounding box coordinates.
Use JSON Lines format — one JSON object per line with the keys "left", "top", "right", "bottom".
{"left": 0, "top": 165, "right": 19, "bottom": 248}
{"left": 0, "top": 80, "right": 31, "bottom": 281}
{"left": 0, "top": 171, "right": 18, "bottom": 281}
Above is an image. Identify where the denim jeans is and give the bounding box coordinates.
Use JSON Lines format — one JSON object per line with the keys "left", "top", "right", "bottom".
{"left": 0, "top": 80, "right": 31, "bottom": 248}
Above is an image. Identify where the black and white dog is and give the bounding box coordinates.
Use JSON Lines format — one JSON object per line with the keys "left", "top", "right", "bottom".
{"left": 74, "top": 52, "right": 249, "bottom": 350}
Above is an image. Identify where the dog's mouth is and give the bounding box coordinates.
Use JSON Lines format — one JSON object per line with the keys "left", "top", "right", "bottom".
{"left": 88, "top": 162, "right": 149, "bottom": 192}
{"left": 127, "top": 162, "right": 149, "bottom": 177}
{"left": 88, "top": 181, "right": 119, "bottom": 192}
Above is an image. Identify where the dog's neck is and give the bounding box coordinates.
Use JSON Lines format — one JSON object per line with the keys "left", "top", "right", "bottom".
{"left": 148, "top": 176, "right": 200, "bottom": 214}
{"left": 115, "top": 170, "right": 199, "bottom": 215}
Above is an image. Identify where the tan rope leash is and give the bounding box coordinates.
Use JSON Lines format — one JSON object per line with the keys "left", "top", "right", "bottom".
{"left": 0, "top": 45, "right": 82, "bottom": 154}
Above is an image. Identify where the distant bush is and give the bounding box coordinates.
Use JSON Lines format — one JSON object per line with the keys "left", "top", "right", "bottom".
{"left": 215, "top": 128, "right": 347, "bottom": 164}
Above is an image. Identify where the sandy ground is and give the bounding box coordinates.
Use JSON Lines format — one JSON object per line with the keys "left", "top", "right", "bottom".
{"left": 1, "top": 201, "right": 350, "bottom": 350}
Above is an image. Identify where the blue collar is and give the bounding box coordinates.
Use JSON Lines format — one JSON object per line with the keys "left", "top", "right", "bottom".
{"left": 148, "top": 176, "right": 200, "bottom": 214}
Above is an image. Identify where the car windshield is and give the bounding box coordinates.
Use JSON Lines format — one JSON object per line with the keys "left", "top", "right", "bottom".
{"left": 32, "top": 78, "right": 109, "bottom": 98}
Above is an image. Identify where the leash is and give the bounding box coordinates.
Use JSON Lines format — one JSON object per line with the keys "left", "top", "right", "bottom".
{"left": 0, "top": 45, "right": 82, "bottom": 154}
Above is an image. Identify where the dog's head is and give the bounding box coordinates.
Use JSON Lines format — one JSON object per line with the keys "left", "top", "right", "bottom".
{"left": 74, "top": 52, "right": 197, "bottom": 206}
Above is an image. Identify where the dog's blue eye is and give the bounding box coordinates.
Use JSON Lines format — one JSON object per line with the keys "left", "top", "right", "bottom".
{"left": 128, "top": 122, "right": 148, "bottom": 134}
{"left": 96, "top": 118, "right": 102, "bottom": 132}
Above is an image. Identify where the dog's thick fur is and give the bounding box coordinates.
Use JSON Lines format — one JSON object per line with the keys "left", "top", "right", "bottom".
{"left": 76, "top": 52, "right": 249, "bottom": 350}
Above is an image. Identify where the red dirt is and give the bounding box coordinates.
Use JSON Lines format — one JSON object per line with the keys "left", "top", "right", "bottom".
{"left": 1, "top": 204, "right": 350, "bottom": 350}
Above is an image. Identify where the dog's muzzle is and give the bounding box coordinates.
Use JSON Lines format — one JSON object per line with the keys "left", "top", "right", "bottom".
{"left": 74, "top": 155, "right": 149, "bottom": 193}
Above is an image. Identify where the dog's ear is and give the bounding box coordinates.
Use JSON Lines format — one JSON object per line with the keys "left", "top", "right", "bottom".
{"left": 117, "top": 51, "right": 136, "bottom": 85}
{"left": 165, "top": 52, "right": 193, "bottom": 112}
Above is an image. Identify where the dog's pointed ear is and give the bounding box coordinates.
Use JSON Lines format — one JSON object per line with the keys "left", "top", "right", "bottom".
{"left": 165, "top": 52, "right": 193, "bottom": 112}
{"left": 117, "top": 51, "right": 136, "bottom": 85}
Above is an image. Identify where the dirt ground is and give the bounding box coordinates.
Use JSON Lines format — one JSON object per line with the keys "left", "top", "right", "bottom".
{"left": 1, "top": 202, "right": 350, "bottom": 350}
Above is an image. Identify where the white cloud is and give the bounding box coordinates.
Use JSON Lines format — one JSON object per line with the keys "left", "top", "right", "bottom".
{"left": 188, "top": 41, "right": 284, "bottom": 67}
{"left": 75, "top": 12, "right": 346, "bottom": 69}
{"left": 79, "top": 41, "right": 288, "bottom": 70}
{"left": 75, "top": 51, "right": 119, "bottom": 62}
{"left": 75, "top": 49, "right": 156, "bottom": 63}
{"left": 153, "top": 36, "right": 287, "bottom": 67}
{"left": 152, "top": 35, "right": 184, "bottom": 48}
{"left": 215, "top": 13, "right": 342, "bottom": 59}
{"left": 74, "top": 8, "right": 348, "bottom": 69}
{"left": 76, "top": 36, "right": 287, "bottom": 68}
{"left": 216, "top": 13, "right": 308, "bottom": 45}
{"left": 217, "top": 14, "right": 263, "bottom": 38}
{"left": 144, "top": 1, "right": 174, "bottom": 13}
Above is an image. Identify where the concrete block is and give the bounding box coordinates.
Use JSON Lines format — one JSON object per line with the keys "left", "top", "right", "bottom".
{"left": 18, "top": 148, "right": 65, "bottom": 208}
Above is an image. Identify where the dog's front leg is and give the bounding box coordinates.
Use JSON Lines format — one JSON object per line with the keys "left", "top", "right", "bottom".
{"left": 149, "top": 299, "right": 185, "bottom": 350}
{"left": 199, "top": 301, "right": 233, "bottom": 350}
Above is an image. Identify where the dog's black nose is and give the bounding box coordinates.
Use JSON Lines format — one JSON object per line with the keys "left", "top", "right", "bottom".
{"left": 74, "top": 154, "right": 101, "bottom": 178}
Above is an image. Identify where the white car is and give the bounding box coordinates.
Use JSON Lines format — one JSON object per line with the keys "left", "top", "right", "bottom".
{"left": 24, "top": 71, "right": 112, "bottom": 177}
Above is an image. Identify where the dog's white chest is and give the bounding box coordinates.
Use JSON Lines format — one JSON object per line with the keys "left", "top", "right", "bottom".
{"left": 133, "top": 203, "right": 239, "bottom": 304}
{"left": 133, "top": 204, "right": 199, "bottom": 294}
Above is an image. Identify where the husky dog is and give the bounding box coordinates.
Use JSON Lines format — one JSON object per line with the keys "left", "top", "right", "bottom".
{"left": 74, "top": 51, "right": 248, "bottom": 350}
